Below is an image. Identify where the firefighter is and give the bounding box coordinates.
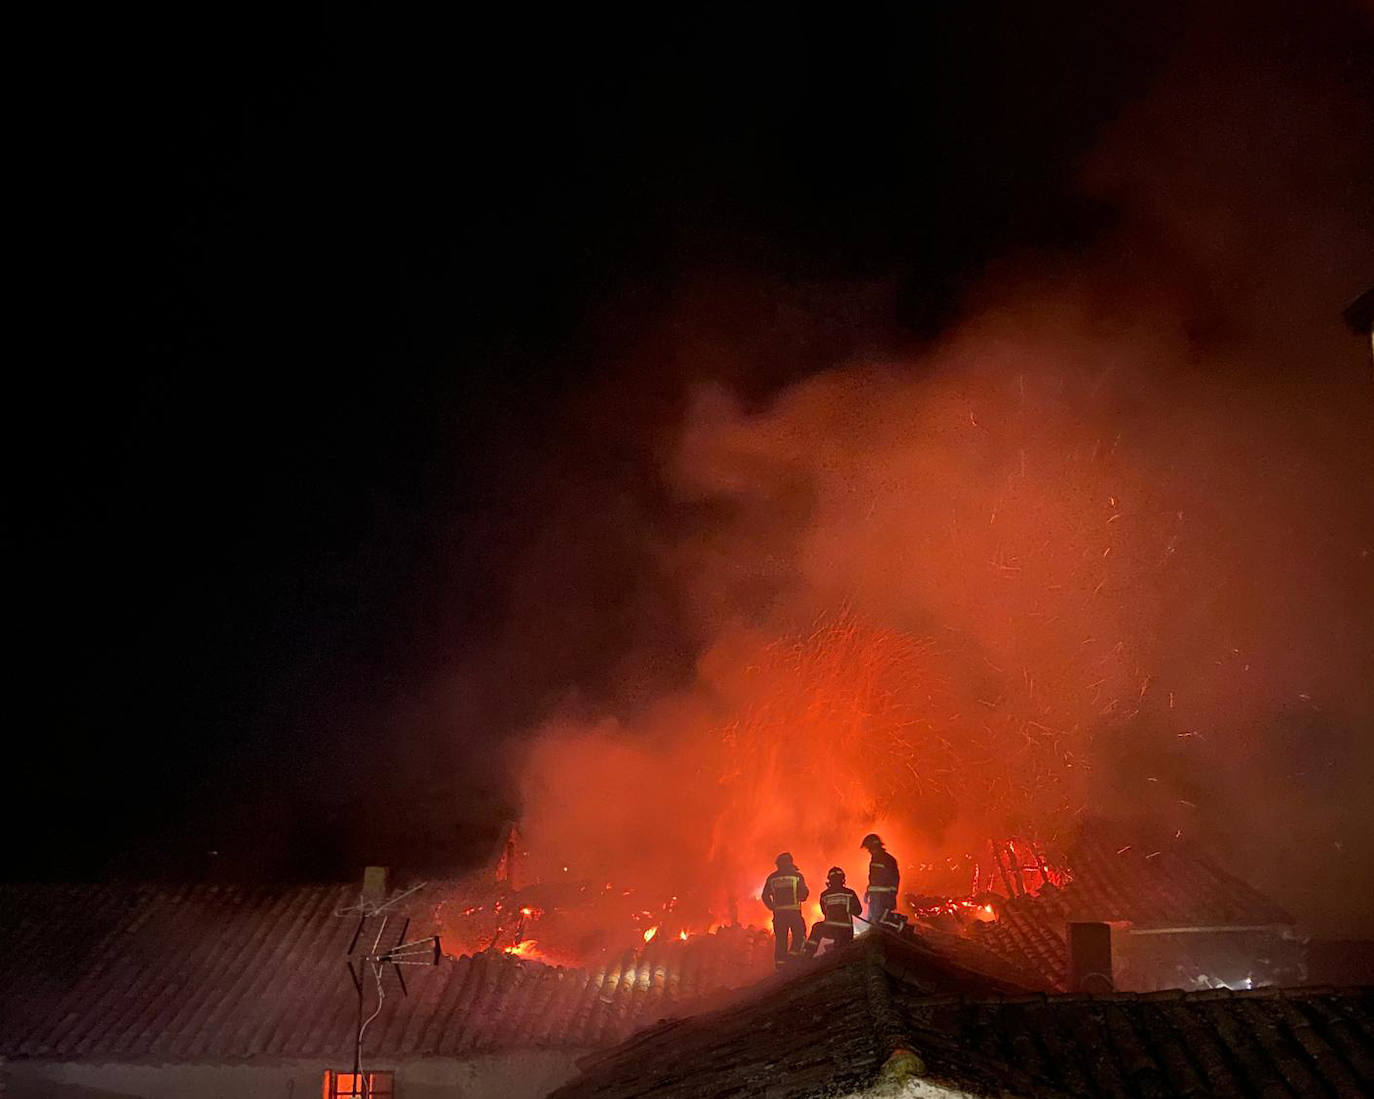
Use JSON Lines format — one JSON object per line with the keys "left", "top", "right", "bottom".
{"left": 760, "top": 852, "right": 809, "bottom": 968}
{"left": 860, "top": 833, "right": 900, "bottom": 923}
{"left": 803, "top": 866, "right": 862, "bottom": 957}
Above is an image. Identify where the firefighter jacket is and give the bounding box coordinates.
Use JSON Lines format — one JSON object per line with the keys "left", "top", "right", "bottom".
{"left": 818, "top": 885, "right": 863, "bottom": 927}
{"left": 761, "top": 867, "right": 809, "bottom": 911}
{"left": 866, "top": 849, "right": 899, "bottom": 898}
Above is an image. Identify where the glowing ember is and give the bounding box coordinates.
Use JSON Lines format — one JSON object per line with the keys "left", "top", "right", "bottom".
{"left": 642, "top": 926, "right": 658, "bottom": 943}
{"left": 679, "top": 930, "right": 688, "bottom": 941}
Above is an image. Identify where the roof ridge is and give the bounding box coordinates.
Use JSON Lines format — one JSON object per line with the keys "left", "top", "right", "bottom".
{"left": 857, "top": 937, "right": 934, "bottom": 1090}
{"left": 860, "top": 935, "right": 910, "bottom": 1057}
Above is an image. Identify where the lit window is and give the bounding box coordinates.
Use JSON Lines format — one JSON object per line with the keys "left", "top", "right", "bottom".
{"left": 322, "top": 1070, "right": 395, "bottom": 1098}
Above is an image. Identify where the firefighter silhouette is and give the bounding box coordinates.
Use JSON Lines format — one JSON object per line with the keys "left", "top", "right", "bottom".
{"left": 803, "top": 866, "right": 862, "bottom": 957}
{"left": 760, "top": 852, "right": 809, "bottom": 967}
{"left": 861, "top": 833, "right": 900, "bottom": 923}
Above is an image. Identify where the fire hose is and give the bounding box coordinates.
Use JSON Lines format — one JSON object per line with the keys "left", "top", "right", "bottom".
{"left": 852, "top": 911, "right": 906, "bottom": 932}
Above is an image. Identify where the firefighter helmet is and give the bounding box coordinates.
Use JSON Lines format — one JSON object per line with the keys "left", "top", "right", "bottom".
{"left": 775, "top": 851, "right": 794, "bottom": 868}
{"left": 860, "top": 833, "right": 883, "bottom": 850}
{"left": 827, "top": 866, "right": 846, "bottom": 886}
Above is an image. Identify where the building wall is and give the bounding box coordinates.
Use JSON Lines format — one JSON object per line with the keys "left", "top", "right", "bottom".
{"left": 1116, "top": 928, "right": 1305, "bottom": 991}
{"left": 1306, "top": 939, "right": 1374, "bottom": 986}
{"left": 2, "top": 1051, "right": 585, "bottom": 1099}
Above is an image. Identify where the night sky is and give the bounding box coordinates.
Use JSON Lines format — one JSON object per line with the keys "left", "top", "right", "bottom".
{"left": 9, "top": 1, "right": 1373, "bottom": 921}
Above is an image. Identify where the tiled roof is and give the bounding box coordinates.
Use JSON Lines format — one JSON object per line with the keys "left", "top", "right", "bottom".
{"left": 1058, "top": 824, "right": 1294, "bottom": 930}
{"left": 0, "top": 882, "right": 774, "bottom": 1062}
{"left": 553, "top": 929, "right": 1041, "bottom": 1099}
{"left": 972, "top": 888, "right": 1073, "bottom": 990}
{"left": 895, "top": 986, "right": 1374, "bottom": 1098}
{"left": 965, "top": 823, "right": 1296, "bottom": 991}
{"left": 553, "top": 931, "right": 1374, "bottom": 1099}
{"left": 877, "top": 922, "right": 1053, "bottom": 995}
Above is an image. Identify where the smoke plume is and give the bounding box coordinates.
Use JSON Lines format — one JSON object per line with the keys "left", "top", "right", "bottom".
{"left": 508, "top": 4, "right": 1374, "bottom": 937}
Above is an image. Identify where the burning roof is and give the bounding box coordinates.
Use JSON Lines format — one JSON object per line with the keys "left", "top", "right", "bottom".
{"left": 1049, "top": 822, "right": 1294, "bottom": 929}
{"left": 0, "top": 881, "right": 773, "bottom": 1063}
{"left": 958, "top": 822, "right": 1299, "bottom": 991}
{"left": 0, "top": 872, "right": 1058, "bottom": 1065}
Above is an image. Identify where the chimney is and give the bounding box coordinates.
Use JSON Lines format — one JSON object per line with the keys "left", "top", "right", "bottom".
{"left": 1068, "top": 922, "right": 1113, "bottom": 993}
{"left": 362, "top": 865, "right": 390, "bottom": 905}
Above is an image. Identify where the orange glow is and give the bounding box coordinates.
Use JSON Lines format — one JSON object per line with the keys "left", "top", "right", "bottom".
{"left": 450, "top": 351, "right": 1247, "bottom": 964}
{"left": 516, "top": 611, "right": 1080, "bottom": 951}
{"left": 427, "top": 612, "right": 1078, "bottom": 970}
{"left": 323, "top": 1071, "right": 393, "bottom": 1099}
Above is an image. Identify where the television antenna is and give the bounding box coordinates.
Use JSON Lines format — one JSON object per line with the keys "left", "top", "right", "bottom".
{"left": 335, "top": 880, "right": 441, "bottom": 1098}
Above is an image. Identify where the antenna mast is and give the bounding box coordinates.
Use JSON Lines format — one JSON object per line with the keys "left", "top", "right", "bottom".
{"left": 335, "top": 870, "right": 441, "bottom": 1098}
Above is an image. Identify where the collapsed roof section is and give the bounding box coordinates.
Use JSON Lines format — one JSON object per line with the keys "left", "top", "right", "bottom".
{"left": 962, "top": 823, "right": 1300, "bottom": 991}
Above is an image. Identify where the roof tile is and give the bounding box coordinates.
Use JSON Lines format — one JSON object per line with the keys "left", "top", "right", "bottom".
{"left": 0, "top": 882, "right": 773, "bottom": 1062}
{"left": 553, "top": 934, "right": 1374, "bottom": 1099}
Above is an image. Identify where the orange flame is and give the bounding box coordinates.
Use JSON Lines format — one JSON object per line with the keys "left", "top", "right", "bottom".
{"left": 642, "top": 925, "right": 658, "bottom": 943}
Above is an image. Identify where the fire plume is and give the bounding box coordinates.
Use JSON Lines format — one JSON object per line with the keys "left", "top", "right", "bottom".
{"left": 509, "top": 604, "right": 1088, "bottom": 955}
{"left": 480, "top": 288, "right": 1374, "bottom": 954}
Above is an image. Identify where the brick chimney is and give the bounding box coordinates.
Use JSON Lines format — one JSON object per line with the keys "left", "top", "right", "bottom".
{"left": 1068, "top": 921, "right": 1113, "bottom": 993}
{"left": 362, "top": 865, "right": 390, "bottom": 905}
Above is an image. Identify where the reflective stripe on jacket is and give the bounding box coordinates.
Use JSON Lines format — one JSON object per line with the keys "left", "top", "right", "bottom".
{"left": 762, "top": 869, "right": 808, "bottom": 911}
{"left": 820, "top": 886, "right": 862, "bottom": 927}
{"left": 867, "top": 850, "right": 899, "bottom": 894}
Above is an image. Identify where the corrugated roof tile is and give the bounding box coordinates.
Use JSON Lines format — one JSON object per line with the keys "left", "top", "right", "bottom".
{"left": 0, "top": 882, "right": 774, "bottom": 1063}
